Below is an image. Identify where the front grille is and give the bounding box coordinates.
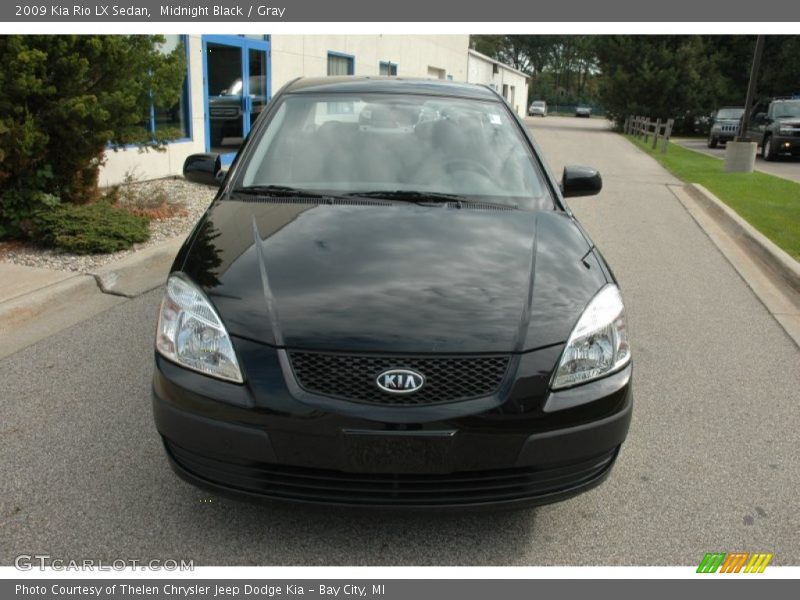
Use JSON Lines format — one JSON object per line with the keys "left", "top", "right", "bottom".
{"left": 288, "top": 351, "right": 511, "bottom": 406}
{"left": 167, "top": 441, "right": 617, "bottom": 507}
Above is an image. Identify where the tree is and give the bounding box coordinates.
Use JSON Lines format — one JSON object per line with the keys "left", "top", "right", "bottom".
{"left": 471, "top": 35, "right": 602, "bottom": 107}
{"left": 594, "top": 36, "right": 725, "bottom": 130}
{"left": 0, "top": 35, "right": 186, "bottom": 238}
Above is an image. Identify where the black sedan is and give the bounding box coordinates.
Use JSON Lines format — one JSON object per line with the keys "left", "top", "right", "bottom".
{"left": 155, "top": 77, "right": 632, "bottom": 509}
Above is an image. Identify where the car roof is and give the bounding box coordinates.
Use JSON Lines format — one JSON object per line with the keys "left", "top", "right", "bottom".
{"left": 283, "top": 76, "right": 501, "bottom": 101}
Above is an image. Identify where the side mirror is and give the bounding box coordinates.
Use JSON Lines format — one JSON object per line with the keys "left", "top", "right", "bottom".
{"left": 561, "top": 165, "right": 602, "bottom": 198}
{"left": 183, "top": 153, "right": 223, "bottom": 187}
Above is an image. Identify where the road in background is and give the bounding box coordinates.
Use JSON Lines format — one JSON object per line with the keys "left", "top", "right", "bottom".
{"left": 1, "top": 116, "right": 798, "bottom": 566}
{"left": 673, "top": 137, "right": 800, "bottom": 184}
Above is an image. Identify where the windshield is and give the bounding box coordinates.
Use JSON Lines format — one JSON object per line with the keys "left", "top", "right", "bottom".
{"left": 237, "top": 92, "right": 552, "bottom": 209}
{"left": 774, "top": 101, "right": 800, "bottom": 119}
{"left": 532, "top": 101, "right": 545, "bottom": 107}
{"left": 716, "top": 108, "right": 744, "bottom": 120}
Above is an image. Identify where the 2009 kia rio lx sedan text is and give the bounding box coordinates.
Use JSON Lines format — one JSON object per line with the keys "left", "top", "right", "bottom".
{"left": 153, "top": 77, "right": 632, "bottom": 509}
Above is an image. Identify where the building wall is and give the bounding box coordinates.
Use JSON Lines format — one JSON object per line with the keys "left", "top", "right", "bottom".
{"left": 270, "top": 35, "right": 469, "bottom": 91}
{"left": 100, "top": 35, "right": 206, "bottom": 187}
{"left": 466, "top": 51, "right": 529, "bottom": 119}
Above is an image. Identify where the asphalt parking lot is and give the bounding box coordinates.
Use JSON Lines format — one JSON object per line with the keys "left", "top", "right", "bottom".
{"left": 2, "top": 116, "right": 799, "bottom": 566}
{"left": 673, "top": 137, "right": 800, "bottom": 183}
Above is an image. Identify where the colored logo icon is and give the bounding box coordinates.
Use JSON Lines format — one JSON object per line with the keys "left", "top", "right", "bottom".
{"left": 697, "top": 552, "right": 773, "bottom": 573}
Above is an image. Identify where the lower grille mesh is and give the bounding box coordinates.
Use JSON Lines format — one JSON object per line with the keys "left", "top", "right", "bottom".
{"left": 167, "top": 441, "right": 617, "bottom": 507}
{"left": 288, "top": 352, "right": 511, "bottom": 406}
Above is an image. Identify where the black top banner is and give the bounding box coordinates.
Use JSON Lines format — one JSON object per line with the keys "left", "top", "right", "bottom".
{"left": 3, "top": 0, "right": 800, "bottom": 22}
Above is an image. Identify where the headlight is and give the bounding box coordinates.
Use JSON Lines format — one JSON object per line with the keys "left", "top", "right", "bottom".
{"left": 156, "top": 274, "right": 243, "bottom": 383}
{"left": 551, "top": 284, "right": 630, "bottom": 390}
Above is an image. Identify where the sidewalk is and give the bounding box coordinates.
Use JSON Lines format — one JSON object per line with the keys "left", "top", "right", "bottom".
{"left": 0, "top": 238, "right": 182, "bottom": 359}
{"left": 0, "top": 262, "right": 76, "bottom": 305}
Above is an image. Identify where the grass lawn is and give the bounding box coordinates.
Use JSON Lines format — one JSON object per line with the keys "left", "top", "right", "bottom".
{"left": 626, "top": 135, "right": 800, "bottom": 261}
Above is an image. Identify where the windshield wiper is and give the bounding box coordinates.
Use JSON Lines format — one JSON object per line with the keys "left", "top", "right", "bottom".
{"left": 345, "top": 190, "right": 518, "bottom": 209}
{"left": 344, "top": 190, "right": 470, "bottom": 203}
{"left": 230, "top": 185, "right": 341, "bottom": 200}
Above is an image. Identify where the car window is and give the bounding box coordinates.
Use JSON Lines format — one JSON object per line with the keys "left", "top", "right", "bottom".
{"left": 773, "top": 101, "right": 800, "bottom": 119}
{"left": 238, "top": 92, "right": 553, "bottom": 210}
{"left": 716, "top": 108, "right": 743, "bottom": 120}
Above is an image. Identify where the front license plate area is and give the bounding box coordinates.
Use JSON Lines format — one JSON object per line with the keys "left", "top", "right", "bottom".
{"left": 342, "top": 430, "right": 455, "bottom": 474}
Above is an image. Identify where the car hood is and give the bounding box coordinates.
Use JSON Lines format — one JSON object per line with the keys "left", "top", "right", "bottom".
{"left": 776, "top": 117, "right": 800, "bottom": 125}
{"left": 180, "top": 199, "right": 607, "bottom": 354}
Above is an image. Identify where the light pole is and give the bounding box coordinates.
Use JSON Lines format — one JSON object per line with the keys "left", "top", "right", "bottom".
{"left": 725, "top": 35, "right": 764, "bottom": 172}
{"left": 736, "top": 35, "right": 765, "bottom": 142}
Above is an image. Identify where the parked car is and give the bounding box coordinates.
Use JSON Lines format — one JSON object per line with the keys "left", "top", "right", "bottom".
{"left": 528, "top": 100, "right": 547, "bottom": 117}
{"left": 707, "top": 107, "right": 745, "bottom": 148}
{"left": 156, "top": 77, "right": 632, "bottom": 509}
{"left": 575, "top": 106, "right": 592, "bottom": 118}
{"left": 746, "top": 98, "right": 800, "bottom": 160}
{"left": 208, "top": 75, "right": 269, "bottom": 148}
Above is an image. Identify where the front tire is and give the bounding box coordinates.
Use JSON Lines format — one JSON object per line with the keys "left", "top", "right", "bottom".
{"left": 763, "top": 135, "right": 776, "bottom": 161}
{"left": 708, "top": 135, "right": 718, "bottom": 149}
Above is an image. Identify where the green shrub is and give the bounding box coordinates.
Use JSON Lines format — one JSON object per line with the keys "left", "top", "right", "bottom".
{"left": 33, "top": 202, "right": 150, "bottom": 254}
{"left": 0, "top": 35, "right": 186, "bottom": 239}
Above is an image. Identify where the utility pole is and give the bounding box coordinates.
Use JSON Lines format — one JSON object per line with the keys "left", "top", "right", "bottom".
{"left": 736, "top": 35, "right": 765, "bottom": 141}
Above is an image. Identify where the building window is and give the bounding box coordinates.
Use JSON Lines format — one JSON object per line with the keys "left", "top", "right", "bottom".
{"left": 328, "top": 52, "right": 355, "bottom": 76}
{"left": 502, "top": 84, "right": 509, "bottom": 100}
{"left": 379, "top": 61, "right": 398, "bottom": 76}
{"left": 152, "top": 35, "right": 191, "bottom": 140}
{"left": 427, "top": 66, "right": 446, "bottom": 80}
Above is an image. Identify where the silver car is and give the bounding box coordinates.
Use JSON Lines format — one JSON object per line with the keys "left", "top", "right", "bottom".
{"left": 528, "top": 100, "right": 547, "bottom": 117}
{"left": 707, "top": 107, "right": 744, "bottom": 148}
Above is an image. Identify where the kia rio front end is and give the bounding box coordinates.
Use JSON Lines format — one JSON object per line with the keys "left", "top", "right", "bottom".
{"left": 153, "top": 77, "right": 632, "bottom": 509}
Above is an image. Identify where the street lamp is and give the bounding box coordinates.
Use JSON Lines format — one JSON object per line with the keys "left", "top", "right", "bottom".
{"left": 725, "top": 35, "right": 764, "bottom": 173}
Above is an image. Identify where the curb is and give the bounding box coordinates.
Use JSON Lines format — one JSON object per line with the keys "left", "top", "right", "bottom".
{"left": 0, "top": 274, "right": 101, "bottom": 331}
{"left": 0, "top": 237, "right": 182, "bottom": 359}
{"left": 671, "top": 183, "right": 800, "bottom": 348}
{"left": 686, "top": 183, "right": 800, "bottom": 295}
{"left": 91, "top": 238, "right": 183, "bottom": 298}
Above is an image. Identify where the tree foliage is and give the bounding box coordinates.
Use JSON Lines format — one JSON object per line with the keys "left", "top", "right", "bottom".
{"left": 472, "top": 35, "right": 601, "bottom": 106}
{"left": 0, "top": 35, "right": 186, "bottom": 238}
{"left": 471, "top": 34, "right": 800, "bottom": 127}
{"left": 593, "top": 36, "right": 726, "bottom": 128}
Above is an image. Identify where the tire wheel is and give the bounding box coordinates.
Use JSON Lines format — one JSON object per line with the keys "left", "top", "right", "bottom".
{"left": 763, "top": 136, "right": 775, "bottom": 161}
{"left": 708, "top": 135, "right": 718, "bottom": 149}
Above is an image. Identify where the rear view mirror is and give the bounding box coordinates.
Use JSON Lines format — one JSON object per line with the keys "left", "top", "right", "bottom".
{"left": 183, "top": 153, "right": 223, "bottom": 187}
{"left": 561, "top": 165, "right": 602, "bottom": 198}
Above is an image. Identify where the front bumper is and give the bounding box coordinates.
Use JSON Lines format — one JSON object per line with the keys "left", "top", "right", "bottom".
{"left": 772, "top": 135, "right": 800, "bottom": 155}
{"left": 153, "top": 340, "right": 632, "bottom": 509}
